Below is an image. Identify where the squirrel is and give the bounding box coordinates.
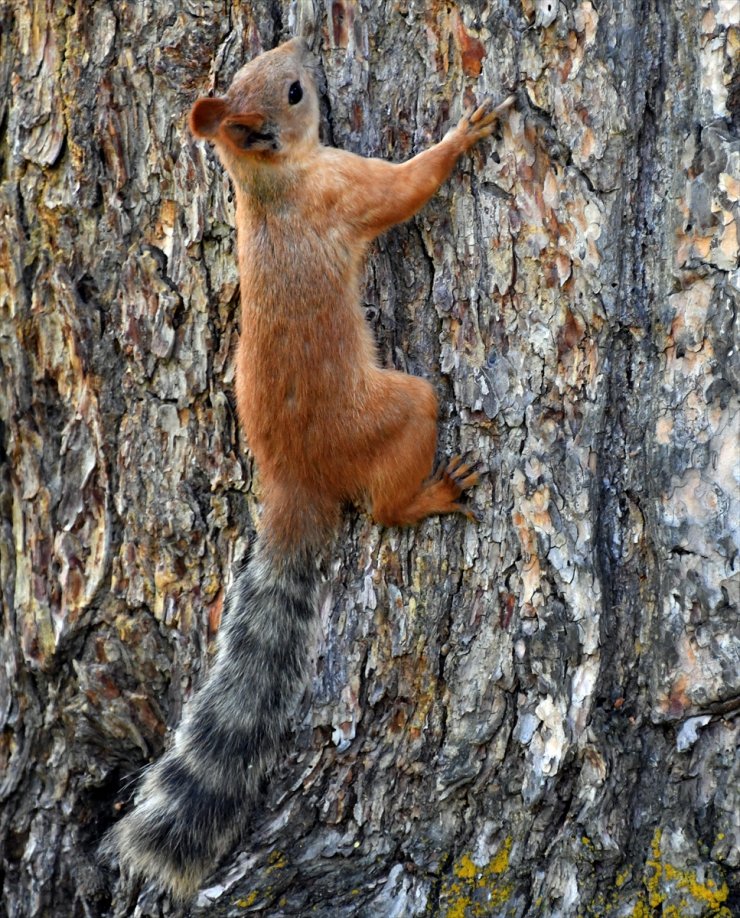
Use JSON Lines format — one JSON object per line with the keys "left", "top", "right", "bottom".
{"left": 101, "top": 37, "right": 514, "bottom": 901}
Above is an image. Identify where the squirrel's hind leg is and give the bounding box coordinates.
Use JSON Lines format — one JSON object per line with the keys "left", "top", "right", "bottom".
{"left": 364, "top": 374, "right": 478, "bottom": 527}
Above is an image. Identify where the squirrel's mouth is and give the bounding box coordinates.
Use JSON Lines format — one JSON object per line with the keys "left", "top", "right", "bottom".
{"left": 228, "top": 123, "right": 280, "bottom": 152}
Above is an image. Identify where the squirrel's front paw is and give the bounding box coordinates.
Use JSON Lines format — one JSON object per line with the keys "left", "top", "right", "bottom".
{"left": 456, "top": 94, "right": 516, "bottom": 149}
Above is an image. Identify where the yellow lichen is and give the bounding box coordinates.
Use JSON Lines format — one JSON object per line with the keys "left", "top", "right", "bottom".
{"left": 440, "top": 838, "right": 514, "bottom": 917}
{"left": 629, "top": 895, "right": 651, "bottom": 918}
{"left": 235, "top": 890, "right": 258, "bottom": 908}
{"left": 644, "top": 829, "right": 666, "bottom": 908}
{"left": 675, "top": 870, "right": 729, "bottom": 909}
{"left": 629, "top": 828, "right": 731, "bottom": 916}
{"left": 488, "top": 836, "right": 512, "bottom": 875}
{"left": 454, "top": 855, "right": 478, "bottom": 881}
{"left": 266, "top": 849, "right": 287, "bottom": 872}
{"left": 446, "top": 890, "right": 474, "bottom": 918}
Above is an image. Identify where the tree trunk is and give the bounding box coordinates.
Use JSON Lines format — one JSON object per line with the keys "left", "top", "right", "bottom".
{"left": 1, "top": 1, "right": 737, "bottom": 916}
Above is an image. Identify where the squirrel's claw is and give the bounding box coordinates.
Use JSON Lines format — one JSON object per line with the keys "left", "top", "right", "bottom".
{"left": 457, "top": 94, "right": 515, "bottom": 148}
{"left": 450, "top": 502, "right": 482, "bottom": 524}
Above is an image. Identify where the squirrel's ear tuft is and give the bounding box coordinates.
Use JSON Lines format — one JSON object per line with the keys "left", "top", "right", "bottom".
{"left": 281, "top": 36, "right": 310, "bottom": 57}
{"left": 189, "top": 97, "right": 228, "bottom": 139}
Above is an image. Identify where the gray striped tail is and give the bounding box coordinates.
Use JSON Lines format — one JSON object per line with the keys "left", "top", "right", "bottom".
{"left": 100, "top": 544, "right": 319, "bottom": 900}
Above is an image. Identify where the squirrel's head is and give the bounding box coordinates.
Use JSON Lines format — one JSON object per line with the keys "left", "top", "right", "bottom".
{"left": 189, "top": 38, "right": 319, "bottom": 165}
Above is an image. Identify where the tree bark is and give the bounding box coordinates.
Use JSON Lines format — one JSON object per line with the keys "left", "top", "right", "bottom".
{"left": 1, "top": 1, "right": 738, "bottom": 916}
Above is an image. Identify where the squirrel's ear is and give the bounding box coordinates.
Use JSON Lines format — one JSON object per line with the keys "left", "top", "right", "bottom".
{"left": 284, "top": 36, "right": 312, "bottom": 59}
{"left": 190, "top": 97, "right": 228, "bottom": 139}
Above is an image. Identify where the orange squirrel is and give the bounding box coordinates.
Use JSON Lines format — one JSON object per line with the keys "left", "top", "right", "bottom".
{"left": 102, "top": 37, "right": 513, "bottom": 900}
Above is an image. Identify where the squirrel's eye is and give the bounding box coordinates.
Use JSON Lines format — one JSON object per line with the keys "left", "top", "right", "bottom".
{"left": 288, "top": 81, "right": 303, "bottom": 105}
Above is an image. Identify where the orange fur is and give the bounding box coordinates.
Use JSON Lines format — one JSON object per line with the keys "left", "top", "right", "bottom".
{"left": 191, "top": 38, "right": 514, "bottom": 551}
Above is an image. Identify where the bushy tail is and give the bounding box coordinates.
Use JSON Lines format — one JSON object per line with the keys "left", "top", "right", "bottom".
{"left": 101, "top": 542, "right": 320, "bottom": 900}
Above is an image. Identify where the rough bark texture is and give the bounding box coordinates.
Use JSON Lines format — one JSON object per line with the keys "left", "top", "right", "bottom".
{"left": 1, "top": 1, "right": 738, "bottom": 916}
